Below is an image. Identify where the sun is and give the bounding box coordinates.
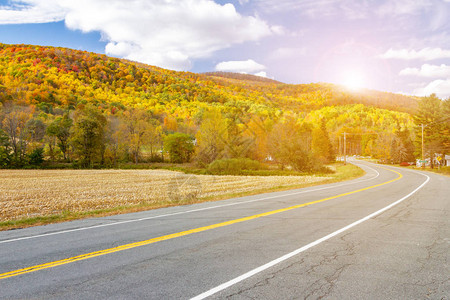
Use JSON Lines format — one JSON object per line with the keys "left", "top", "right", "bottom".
{"left": 341, "top": 70, "right": 366, "bottom": 90}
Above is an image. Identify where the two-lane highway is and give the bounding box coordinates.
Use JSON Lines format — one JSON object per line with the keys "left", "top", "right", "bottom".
{"left": 1, "top": 161, "right": 448, "bottom": 299}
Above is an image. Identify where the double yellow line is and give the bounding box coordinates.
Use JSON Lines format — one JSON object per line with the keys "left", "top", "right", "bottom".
{"left": 0, "top": 167, "right": 402, "bottom": 280}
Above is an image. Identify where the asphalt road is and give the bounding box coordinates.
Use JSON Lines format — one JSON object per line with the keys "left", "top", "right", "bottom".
{"left": 0, "top": 161, "right": 449, "bottom": 299}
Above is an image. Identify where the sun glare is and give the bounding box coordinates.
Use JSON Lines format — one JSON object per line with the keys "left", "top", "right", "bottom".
{"left": 341, "top": 71, "right": 366, "bottom": 90}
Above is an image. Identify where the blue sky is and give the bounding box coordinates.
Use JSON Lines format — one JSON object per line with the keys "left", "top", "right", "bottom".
{"left": 1, "top": 0, "right": 450, "bottom": 98}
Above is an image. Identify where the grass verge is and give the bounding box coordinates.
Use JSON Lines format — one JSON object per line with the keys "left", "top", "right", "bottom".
{"left": 405, "top": 165, "right": 450, "bottom": 176}
{"left": 0, "top": 163, "right": 364, "bottom": 231}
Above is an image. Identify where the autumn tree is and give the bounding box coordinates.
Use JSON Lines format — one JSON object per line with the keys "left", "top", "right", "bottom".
{"left": 195, "top": 109, "right": 229, "bottom": 165}
{"left": 146, "top": 122, "right": 164, "bottom": 162}
{"left": 311, "top": 119, "right": 334, "bottom": 163}
{"left": 0, "top": 103, "right": 33, "bottom": 166}
{"left": 118, "top": 109, "right": 153, "bottom": 164}
{"left": 163, "top": 115, "right": 178, "bottom": 132}
{"left": 268, "top": 117, "right": 316, "bottom": 172}
{"left": 223, "top": 119, "right": 254, "bottom": 160}
{"left": 243, "top": 115, "right": 273, "bottom": 161}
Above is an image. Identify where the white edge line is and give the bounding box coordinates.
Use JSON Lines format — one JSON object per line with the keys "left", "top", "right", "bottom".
{"left": 0, "top": 164, "right": 379, "bottom": 245}
{"left": 191, "top": 172, "right": 430, "bottom": 300}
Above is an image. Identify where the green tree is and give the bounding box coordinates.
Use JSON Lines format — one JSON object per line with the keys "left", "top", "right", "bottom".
{"left": 70, "top": 105, "right": 107, "bottom": 167}
{"left": 0, "top": 128, "right": 11, "bottom": 168}
{"left": 47, "top": 114, "right": 73, "bottom": 161}
{"left": 28, "top": 147, "right": 44, "bottom": 166}
{"left": 391, "top": 129, "right": 415, "bottom": 163}
{"left": 414, "top": 94, "right": 446, "bottom": 167}
{"left": 441, "top": 99, "right": 450, "bottom": 156}
{"left": 25, "top": 118, "right": 46, "bottom": 143}
{"left": 164, "top": 132, "right": 194, "bottom": 163}
{"left": 118, "top": 109, "right": 152, "bottom": 164}
{"left": 104, "top": 115, "right": 121, "bottom": 167}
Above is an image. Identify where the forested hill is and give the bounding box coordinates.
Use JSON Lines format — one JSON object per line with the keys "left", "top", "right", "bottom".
{"left": 0, "top": 43, "right": 417, "bottom": 115}
{"left": 203, "top": 71, "right": 417, "bottom": 114}
{"left": 202, "top": 71, "right": 282, "bottom": 84}
{"left": 0, "top": 43, "right": 423, "bottom": 169}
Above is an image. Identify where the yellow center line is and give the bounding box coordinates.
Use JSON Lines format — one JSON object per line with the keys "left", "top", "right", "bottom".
{"left": 0, "top": 166, "right": 402, "bottom": 280}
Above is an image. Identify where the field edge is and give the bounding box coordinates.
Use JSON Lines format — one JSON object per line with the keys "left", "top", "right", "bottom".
{"left": 0, "top": 163, "right": 364, "bottom": 231}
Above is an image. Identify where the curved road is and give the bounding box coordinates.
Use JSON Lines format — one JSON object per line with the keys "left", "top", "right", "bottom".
{"left": 0, "top": 161, "right": 449, "bottom": 299}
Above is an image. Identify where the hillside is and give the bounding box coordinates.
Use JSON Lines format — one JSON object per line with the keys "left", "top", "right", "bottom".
{"left": 0, "top": 43, "right": 418, "bottom": 168}
{"left": 202, "top": 71, "right": 282, "bottom": 84}
{"left": 203, "top": 71, "right": 418, "bottom": 114}
{"left": 0, "top": 43, "right": 417, "bottom": 114}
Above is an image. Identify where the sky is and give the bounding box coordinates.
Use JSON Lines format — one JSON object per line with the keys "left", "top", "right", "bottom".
{"left": 0, "top": 0, "right": 450, "bottom": 99}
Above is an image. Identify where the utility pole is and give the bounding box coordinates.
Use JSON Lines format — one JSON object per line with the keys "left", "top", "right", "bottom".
{"left": 421, "top": 124, "right": 424, "bottom": 166}
{"left": 343, "top": 132, "right": 347, "bottom": 165}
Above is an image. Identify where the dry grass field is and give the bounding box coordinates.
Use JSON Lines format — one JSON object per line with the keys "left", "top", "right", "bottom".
{"left": 1, "top": 169, "right": 332, "bottom": 223}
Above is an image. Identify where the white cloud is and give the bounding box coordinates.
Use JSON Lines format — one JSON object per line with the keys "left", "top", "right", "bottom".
{"left": 104, "top": 42, "right": 139, "bottom": 58}
{"left": 0, "top": 1, "right": 66, "bottom": 23}
{"left": 399, "top": 64, "right": 450, "bottom": 77}
{"left": 254, "top": 71, "right": 268, "bottom": 78}
{"left": 414, "top": 79, "right": 450, "bottom": 98}
{"left": 216, "top": 59, "right": 266, "bottom": 73}
{"left": 380, "top": 47, "right": 450, "bottom": 61}
{"left": 215, "top": 61, "right": 271, "bottom": 78}
{"left": 270, "top": 25, "right": 286, "bottom": 35}
{"left": 0, "top": 0, "right": 274, "bottom": 70}
{"left": 215, "top": 59, "right": 266, "bottom": 73}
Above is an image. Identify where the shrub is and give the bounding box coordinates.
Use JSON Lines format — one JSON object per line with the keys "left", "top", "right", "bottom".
{"left": 164, "top": 133, "right": 194, "bottom": 163}
{"left": 28, "top": 148, "right": 44, "bottom": 166}
{"left": 207, "top": 158, "right": 264, "bottom": 175}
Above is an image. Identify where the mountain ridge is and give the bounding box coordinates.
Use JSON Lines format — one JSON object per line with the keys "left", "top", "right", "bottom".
{"left": 0, "top": 43, "right": 417, "bottom": 115}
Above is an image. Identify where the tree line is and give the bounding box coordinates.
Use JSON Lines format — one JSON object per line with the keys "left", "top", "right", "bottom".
{"left": 0, "top": 102, "right": 336, "bottom": 171}
{"left": 1, "top": 94, "right": 448, "bottom": 170}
